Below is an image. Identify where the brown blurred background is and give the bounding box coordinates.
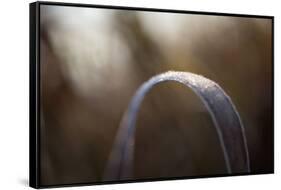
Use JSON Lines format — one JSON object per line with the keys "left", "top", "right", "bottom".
{"left": 39, "top": 5, "right": 273, "bottom": 185}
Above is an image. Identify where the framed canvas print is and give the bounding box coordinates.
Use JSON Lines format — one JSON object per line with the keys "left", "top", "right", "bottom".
{"left": 29, "top": 1, "right": 274, "bottom": 188}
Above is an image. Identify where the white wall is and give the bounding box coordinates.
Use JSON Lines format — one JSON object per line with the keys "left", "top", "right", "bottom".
{"left": 0, "top": 0, "right": 279, "bottom": 189}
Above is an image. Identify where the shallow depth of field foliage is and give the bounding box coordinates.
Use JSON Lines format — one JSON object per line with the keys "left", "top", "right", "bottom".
{"left": 40, "top": 5, "right": 273, "bottom": 185}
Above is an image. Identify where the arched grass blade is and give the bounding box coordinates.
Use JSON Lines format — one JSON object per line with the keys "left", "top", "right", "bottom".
{"left": 103, "top": 71, "right": 250, "bottom": 181}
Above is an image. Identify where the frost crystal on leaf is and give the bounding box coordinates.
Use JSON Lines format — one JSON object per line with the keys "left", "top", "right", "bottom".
{"left": 104, "top": 71, "right": 250, "bottom": 181}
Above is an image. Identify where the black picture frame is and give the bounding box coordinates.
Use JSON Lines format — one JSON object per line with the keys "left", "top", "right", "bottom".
{"left": 30, "top": 1, "right": 274, "bottom": 188}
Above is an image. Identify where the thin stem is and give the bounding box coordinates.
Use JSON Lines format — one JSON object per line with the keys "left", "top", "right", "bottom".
{"left": 103, "top": 71, "right": 250, "bottom": 181}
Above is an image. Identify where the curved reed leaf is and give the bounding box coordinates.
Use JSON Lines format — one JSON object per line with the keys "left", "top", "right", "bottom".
{"left": 103, "top": 71, "right": 250, "bottom": 181}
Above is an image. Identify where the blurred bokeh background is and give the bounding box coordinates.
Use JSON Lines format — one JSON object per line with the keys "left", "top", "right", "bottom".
{"left": 40, "top": 5, "right": 273, "bottom": 185}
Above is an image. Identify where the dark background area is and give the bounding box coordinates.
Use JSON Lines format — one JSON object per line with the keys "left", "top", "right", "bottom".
{"left": 40, "top": 5, "right": 273, "bottom": 185}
